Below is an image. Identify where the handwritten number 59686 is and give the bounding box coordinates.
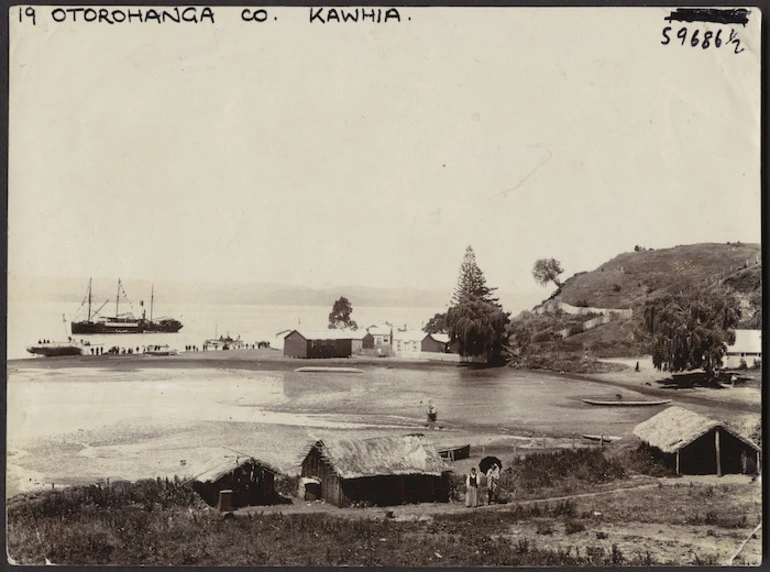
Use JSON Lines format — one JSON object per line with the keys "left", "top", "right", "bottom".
{"left": 661, "top": 26, "right": 744, "bottom": 54}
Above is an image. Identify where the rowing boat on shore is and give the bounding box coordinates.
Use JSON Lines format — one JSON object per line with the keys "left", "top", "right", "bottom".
{"left": 582, "top": 398, "right": 671, "bottom": 407}
{"left": 582, "top": 434, "right": 621, "bottom": 443}
{"left": 295, "top": 366, "right": 364, "bottom": 373}
{"left": 437, "top": 444, "right": 471, "bottom": 461}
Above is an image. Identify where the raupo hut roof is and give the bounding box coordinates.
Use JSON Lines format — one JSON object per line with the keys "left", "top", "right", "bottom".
{"left": 194, "top": 456, "right": 282, "bottom": 484}
{"left": 309, "top": 434, "right": 448, "bottom": 479}
{"left": 633, "top": 406, "right": 759, "bottom": 454}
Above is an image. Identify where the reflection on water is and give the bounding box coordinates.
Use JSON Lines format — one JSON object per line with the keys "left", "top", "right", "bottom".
{"left": 8, "top": 364, "right": 676, "bottom": 446}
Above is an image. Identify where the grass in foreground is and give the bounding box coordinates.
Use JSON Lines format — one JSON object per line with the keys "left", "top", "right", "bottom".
{"left": 7, "top": 450, "right": 757, "bottom": 566}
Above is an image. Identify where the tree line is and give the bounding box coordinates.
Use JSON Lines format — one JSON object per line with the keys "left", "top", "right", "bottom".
{"left": 329, "top": 246, "right": 744, "bottom": 375}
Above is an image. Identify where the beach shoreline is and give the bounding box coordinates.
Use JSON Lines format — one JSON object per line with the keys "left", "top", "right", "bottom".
{"left": 7, "top": 350, "right": 760, "bottom": 500}
{"left": 10, "top": 348, "right": 760, "bottom": 410}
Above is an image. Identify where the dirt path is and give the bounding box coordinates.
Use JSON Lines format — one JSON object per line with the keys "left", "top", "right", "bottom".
{"left": 239, "top": 479, "right": 661, "bottom": 519}
{"left": 234, "top": 477, "right": 761, "bottom": 565}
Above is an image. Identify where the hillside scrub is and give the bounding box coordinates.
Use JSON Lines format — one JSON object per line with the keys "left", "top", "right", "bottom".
{"left": 556, "top": 243, "right": 760, "bottom": 311}
{"left": 508, "top": 311, "right": 643, "bottom": 372}
{"left": 508, "top": 243, "right": 760, "bottom": 369}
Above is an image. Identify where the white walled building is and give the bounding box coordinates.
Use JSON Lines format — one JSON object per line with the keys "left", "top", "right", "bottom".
{"left": 724, "top": 329, "right": 762, "bottom": 369}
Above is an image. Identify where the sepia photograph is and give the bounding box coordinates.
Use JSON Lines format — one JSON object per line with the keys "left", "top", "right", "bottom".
{"left": 6, "top": 4, "right": 763, "bottom": 567}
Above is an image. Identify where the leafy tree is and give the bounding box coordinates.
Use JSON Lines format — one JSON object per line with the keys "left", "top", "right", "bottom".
{"left": 452, "top": 246, "right": 498, "bottom": 304}
{"left": 643, "top": 289, "right": 740, "bottom": 378}
{"left": 447, "top": 299, "right": 509, "bottom": 362}
{"left": 423, "top": 312, "right": 448, "bottom": 334}
{"left": 532, "top": 258, "right": 564, "bottom": 288}
{"left": 506, "top": 311, "right": 537, "bottom": 356}
{"left": 444, "top": 246, "right": 509, "bottom": 363}
{"left": 328, "top": 296, "right": 358, "bottom": 330}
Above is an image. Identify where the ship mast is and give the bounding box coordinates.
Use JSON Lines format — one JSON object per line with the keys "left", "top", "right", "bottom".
{"left": 150, "top": 285, "right": 154, "bottom": 323}
{"left": 116, "top": 279, "right": 120, "bottom": 318}
{"left": 87, "top": 278, "right": 92, "bottom": 322}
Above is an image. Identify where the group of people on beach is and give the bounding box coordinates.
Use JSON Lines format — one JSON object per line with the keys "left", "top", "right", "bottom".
{"left": 465, "top": 464, "right": 501, "bottom": 507}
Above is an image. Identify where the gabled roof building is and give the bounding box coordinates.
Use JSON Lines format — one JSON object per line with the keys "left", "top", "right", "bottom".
{"left": 633, "top": 406, "right": 760, "bottom": 475}
{"left": 192, "top": 457, "right": 281, "bottom": 508}
{"left": 300, "top": 434, "right": 450, "bottom": 507}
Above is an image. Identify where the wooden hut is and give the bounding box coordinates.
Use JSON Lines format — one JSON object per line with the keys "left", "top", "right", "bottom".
{"left": 421, "top": 333, "right": 451, "bottom": 353}
{"left": 300, "top": 435, "right": 450, "bottom": 507}
{"left": 192, "top": 457, "right": 280, "bottom": 508}
{"left": 633, "top": 406, "right": 760, "bottom": 476}
{"left": 351, "top": 331, "right": 375, "bottom": 354}
{"left": 283, "top": 329, "right": 373, "bottom": 358}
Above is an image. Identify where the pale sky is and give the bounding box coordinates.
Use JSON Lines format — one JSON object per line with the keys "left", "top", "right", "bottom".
{"left": 8, "top": 7, "right": 762, "bottom": 294}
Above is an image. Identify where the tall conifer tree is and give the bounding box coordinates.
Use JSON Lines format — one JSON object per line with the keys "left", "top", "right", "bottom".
{"left": 445, "top": 245, "right": 509, "bottom": 363}
{"left": 452, "top": 246, "right": 499, "bottom": 305}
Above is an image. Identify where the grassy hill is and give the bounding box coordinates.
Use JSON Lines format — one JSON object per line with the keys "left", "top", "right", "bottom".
{"left": 510, "top": 243, "right": 762, "bottom": 371}
{"left": 556, "top": 242, "right": 760, "bottom": 311}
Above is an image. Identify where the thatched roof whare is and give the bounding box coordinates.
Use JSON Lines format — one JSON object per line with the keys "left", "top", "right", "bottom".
{"left": 633, "top": 406, "right": 759, "bottom": 454}
{"left": 310, "top": 434, "right": 448, "bottom": 479}
{"left": 195, "top": 456, "right": 282, "bottom": 484}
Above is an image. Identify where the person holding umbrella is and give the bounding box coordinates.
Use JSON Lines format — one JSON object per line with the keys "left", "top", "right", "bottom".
{"left": 486, "top": 464, "right": 500, "bottom": 504}
{"left": 479, "top": 456, "right": 503, "bottom": 504}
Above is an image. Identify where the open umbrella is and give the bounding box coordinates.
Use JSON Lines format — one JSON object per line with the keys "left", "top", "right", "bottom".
{"left": 479, "top": 456, "right": 502, "bottom": 474}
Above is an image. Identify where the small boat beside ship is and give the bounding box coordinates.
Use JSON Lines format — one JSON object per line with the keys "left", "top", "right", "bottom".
{"left": 26, "top": 340, "right": 83, "bottom": 357}
{"left": 203, "top": 335, "right": 245, "bottom": 351}
{"left": 70, "top": 278, "right": 183, "bottom": 334}
{"left": 144, "top": 345, "right": 179, "bottom": 356}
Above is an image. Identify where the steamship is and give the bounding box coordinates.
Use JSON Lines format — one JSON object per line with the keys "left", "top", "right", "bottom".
{"left": 70, "top": 278, "right": 183, "bottom": 334}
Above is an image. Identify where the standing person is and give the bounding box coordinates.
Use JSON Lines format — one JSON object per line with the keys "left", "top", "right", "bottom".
{"left": 427, "top": 402, "right": 437, "bottom": 423}
{"left": 465, "top": 468, "right": 479, "bottom": 508}
{"left": 486, "top": 464, "right": 500, "bottom": 504}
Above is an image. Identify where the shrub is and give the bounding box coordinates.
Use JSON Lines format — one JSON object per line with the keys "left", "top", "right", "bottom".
{"left": 447, "top": 473, "right": 466, "bottom": 502}
{"left": 511, "top": 449, "right": 626, "bottom": 492}
{"left": 550, "top": 500, "right": 577, "bottom": 518}
{"left": 274, "top": 475, "right": 298, "bottom": 497}
{"left": 531, "top": 330, "right": 558, "bottom": 343}
{"left": 564, "top": 520, "right": 585, "bottom": 535}
{"left": 621, "top": 443, "right": 676, "bottom": 477}
{"left": 693, "top": 553, "right": 719, "bottom": 566}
